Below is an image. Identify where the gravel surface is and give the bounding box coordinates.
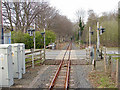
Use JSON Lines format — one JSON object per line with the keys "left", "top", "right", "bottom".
{"left": 73, "top": 65, "right": 92, "bottom": 88}
{"left": 11, "top": 65, "right": 50, "bottom": 88}
{"left": 32, "top": 65, "right": 58, "bottom": 88}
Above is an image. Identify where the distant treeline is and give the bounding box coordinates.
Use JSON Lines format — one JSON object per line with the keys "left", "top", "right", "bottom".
{"left": 75, "top": 9, "right": 118, "bottom": 47}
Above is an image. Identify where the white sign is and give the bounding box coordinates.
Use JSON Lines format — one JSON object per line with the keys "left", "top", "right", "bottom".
{"left": 0, "top": 54, "right": 4, "bottom": 61}
{"left": 92, "top": 59, "right": 95, "bottom": 65}
{"left": 12, "top": 51, "right": 14, "bottom": 56}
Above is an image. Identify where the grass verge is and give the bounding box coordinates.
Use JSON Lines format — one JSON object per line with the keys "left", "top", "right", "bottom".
{"left": 88, "top": 71, "right": 116, "bottom": 88}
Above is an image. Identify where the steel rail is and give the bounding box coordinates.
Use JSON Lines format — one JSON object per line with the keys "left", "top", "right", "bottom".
{"left": 49, "top": 42, "right": 71, "bottom": 90}
{"left": 65, "top": 42, "right": 72, "bottom": 90}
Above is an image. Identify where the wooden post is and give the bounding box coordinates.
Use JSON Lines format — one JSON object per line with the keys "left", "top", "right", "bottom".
{"left": 100, "top": 46, "right": 103, "bottom": 59}
{"left": 104, "top": 47, "right": 107, "bottom": 72}
{"left": 108, "top": 56, "right": 112, "bottom": 76}
{"left": 31, "top": 49, "right": 34, "bottom": 68}
{"left": 40, "top": 50, "right": 41, "bottom": 63}
{"left": 118, "top": 58, "right": 120, "bottom": 88}
{"left": 86, "top": 48, "right": 88, "bottom": 61}
{"left": 116, "top": 59, "right": 119, "bottom": 87}
{"left": 89, "top": 48, "right": 91, "bottom": 63}
{"left": 92, "top": 45, "right": 96, "bottom": 70}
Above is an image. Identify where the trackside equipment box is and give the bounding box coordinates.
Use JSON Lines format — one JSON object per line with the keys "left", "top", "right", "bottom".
{"left": 11, "top": 44, "right": 22, "bottom": 79}
{"left": 15, "top": 43, "right": 25, "bottom": 74}
{"left": 0, "top": 44, "right": 14, "bottom": 87}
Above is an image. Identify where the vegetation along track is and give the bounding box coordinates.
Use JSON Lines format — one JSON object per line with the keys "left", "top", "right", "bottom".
{"left": 49, "top": 41, "right": 72, "bottom": 89}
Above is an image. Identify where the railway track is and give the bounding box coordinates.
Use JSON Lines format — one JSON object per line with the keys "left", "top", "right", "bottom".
{"left": 49, "top": 42, "right": 72, "bottom": 90}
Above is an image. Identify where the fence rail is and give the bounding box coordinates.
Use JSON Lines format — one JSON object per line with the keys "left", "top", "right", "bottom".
{"left": 25, "top": 49, "right": 45, "bottom": 68}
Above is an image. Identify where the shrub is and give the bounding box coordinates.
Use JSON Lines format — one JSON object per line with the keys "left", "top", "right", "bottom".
{"left": 11, "top": 30, "right": 56, "bottom": 49}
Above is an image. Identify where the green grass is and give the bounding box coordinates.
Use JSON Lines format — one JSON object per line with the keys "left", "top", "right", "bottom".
{"left": 25, "top": 54, "right": 44, "bottom": 67}
{"left": 107, "top": 54, "right": 120, "bottom": 56}
{"left": 89, "top": 71, "right": 116, "bottom": 88}
{"left": 98, "top": 76, "right": 115, "bottom": 88}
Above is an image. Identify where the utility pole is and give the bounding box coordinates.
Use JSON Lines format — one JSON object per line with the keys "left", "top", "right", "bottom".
{"left": 89, "top": 27, "right": 91, "bottom": 47}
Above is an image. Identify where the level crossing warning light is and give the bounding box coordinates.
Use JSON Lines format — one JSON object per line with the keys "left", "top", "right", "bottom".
{"left": 90, "top": 31, "right": 94, "bottom": 35}
{"left": 41, "top": 32, "right": 45, "bottom": 36}
{"left": 100, "top": 28, "right": 105, "bottom": 35}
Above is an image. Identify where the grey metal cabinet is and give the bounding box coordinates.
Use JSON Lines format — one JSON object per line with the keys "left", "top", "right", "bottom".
{"left": 15, "top": 43, "right": 25, "bottom": 74}
{"left": 0, "top": 44, "right": 14, "bottom": 87}
{"left": 10, "top": 44, "right": 22, "bottom": 79}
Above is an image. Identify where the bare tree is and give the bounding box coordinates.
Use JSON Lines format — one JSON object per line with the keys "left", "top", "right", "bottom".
{"left": 2, "top": 0, "right": 74, "bottom": 39}
{"left": 75, "top": 8, "right": 86, "bottom": 22}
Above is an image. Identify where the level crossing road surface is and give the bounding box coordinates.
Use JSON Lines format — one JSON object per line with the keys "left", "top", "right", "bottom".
{"left": 45, "top": 49, "right": 86, "bottom": 60}
{"left": 46, "top": 43, "right": 86, "bottom": 60}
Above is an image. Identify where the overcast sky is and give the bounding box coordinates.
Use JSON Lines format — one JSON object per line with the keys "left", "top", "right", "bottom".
{"left": 49, "top": 0, "right": 119, "bottom": 22}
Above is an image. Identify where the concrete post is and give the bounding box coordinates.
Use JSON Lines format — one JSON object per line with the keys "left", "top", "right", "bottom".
{"left": 97, "top": 22, "right": 100, "bottom": 51}
{"left": 89, "top": 27, "right": 91, "bottom": 47}
{"left": 44, "top": 28, "right": 46, "bottom": 60}
{"left": 34, "top": 24, "right": 36, "bottom": 50}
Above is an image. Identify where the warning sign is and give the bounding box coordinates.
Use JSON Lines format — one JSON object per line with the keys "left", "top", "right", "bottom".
{"left": 0, "top": 54, "right": 4, "bottom": 61}
{"left": 12, "top": 51, "right": 14, "bottom": 56}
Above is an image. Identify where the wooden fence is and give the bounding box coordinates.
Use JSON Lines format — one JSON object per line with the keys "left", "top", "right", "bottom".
{"left": 86, "top": 45, "right": 120, "bottom": 87}
{"left": 25, "top": 49, "right": 45, "bottom": 68}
